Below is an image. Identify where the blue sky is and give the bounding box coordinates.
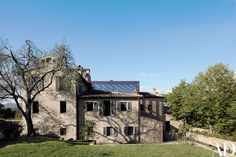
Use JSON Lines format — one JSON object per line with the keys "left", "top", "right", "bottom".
{"left": 1, "top": 0, "right": 236, "bottom": 93}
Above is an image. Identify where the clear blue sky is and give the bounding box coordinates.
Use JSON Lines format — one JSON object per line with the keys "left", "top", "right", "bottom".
{"left": 1, "top": 0, "right": 236, "bottom": 93}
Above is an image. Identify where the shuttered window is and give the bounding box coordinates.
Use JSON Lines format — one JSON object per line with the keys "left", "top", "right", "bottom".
{"left": 56, "top": 76, "right": 71, "bottom": 91}
{"left": 117, "top": 101, "right": 132, "bottom": 112}
{"left": 84, "top": 101, "right": 99, "bottom": 112}
{"left": 103, "top": 127, "right": 118, "bottom": 137}
{"left": 124, "top": 126, "right": 134, "bottom": 136}
{"left": 99, "top": 100, "right": 116, "bottom": 117}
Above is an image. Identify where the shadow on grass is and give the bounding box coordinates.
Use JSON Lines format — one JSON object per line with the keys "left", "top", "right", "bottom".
{"left": 0, "top": 135, "right": 59, "bottom": 148}
{"left": 0, "top": 135, "right": 92, "bottom": 149}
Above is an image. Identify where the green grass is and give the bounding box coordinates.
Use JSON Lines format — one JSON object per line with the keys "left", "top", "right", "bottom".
{"left": 0, "top": 138, "right": 219, "bottom": 157}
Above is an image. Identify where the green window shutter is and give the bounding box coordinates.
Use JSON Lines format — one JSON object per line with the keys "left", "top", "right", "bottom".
{"left": 128, "top": 102, "right": 132, "bottom": 112}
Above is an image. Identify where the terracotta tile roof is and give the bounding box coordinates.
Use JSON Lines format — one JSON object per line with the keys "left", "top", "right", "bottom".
{"left": 139, "top": 92, "right": 164, "bottom": 98}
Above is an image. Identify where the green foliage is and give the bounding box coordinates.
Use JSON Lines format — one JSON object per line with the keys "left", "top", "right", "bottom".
{"left": 0, "top": 105, "right": 18, "bottom": 119}
{"left": 167, "top": 63, "right": 236, "bottom": 136}
{"left": 80, "top": 120, "right": 95, "bottom": 140}
{"left": 171, "top": 124, "right": 195, "bottom": 145}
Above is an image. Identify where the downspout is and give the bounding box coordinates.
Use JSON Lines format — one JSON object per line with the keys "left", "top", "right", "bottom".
{"left": 138, "top": 97, "right": 141, "bottom": 143}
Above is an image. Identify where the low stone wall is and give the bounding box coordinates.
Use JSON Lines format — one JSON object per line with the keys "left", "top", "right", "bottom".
{"left": 188, "top": 132, "right": 236, "bottom": 153}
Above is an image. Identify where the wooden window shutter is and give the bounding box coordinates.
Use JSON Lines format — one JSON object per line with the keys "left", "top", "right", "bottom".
{"left": 124, "top": 127, "right": 128, "bottom": 136}
{"left": 114, "top": 127, "right": 118, "bottom": 137}
{"left": 103, "top": 127, "right": 107, "bottom": 136}
{"left": 93, "top": 102, "right": 98, "bottom": 112}
{"left": 111, "top": 100, "right": 116, "bottom": 116}
{"left": 135, "top": 127, "right": 139, "bottom": 135}
{"left": 56, "top": 77, "right": 60, "bottom": 91}
{"left": 83, "top": 102, "right": 87, "bottom": 112}
{"left": 128, "top": 102, "right": 132, "bottom": 112}
{"left": 117, "top": 102, "right": 121, "bottom": 112}
{"left": 99, "top": 102, "right": 104, "bottom": 116}
{"left": 67, "top": 79, "right": 71, "bottom": 91}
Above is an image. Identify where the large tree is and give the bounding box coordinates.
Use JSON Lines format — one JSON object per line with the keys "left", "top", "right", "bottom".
{"left": 0, "top": 39, "right": 73, "bottom": 136}
{"left": 167, "top": 63, "right": 236, "bottom": 135}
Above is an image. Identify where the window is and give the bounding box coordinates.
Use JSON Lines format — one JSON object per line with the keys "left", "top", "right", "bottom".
{"left": 60, "top": 128, "right": 66, "bottom": 135}
{"left": 103, "top": 101, "right": 111, "bottom": 116}
{"left": 166, "top": 121, "right": 171, "bottom": 132}
{"left": 99, "top": 100, "right": 116, "bottom": 116}
{"left": 87, "top": 102, "right": 93, "bottom": 111}
{"left": 140, "top": 104, "right": 145, "bottom": 112}
{"left": 28, "top": 76, "right": 44, "bottom": 91}
{"left": 60, "top": 101, "right": 66, "bottom": 113}
{"left": 117, "top": 101, "right": 132, "bottom": 112}
{"left": 32, "top": 101, "right": 39, "bottom": 113}
{"left": 148, "top": 104, "right": 152, "bottom": 112}
{"left": 46, "top": 57, "right": 52, "bottom": 63}
{"left": 84, "top": 101, "right": 98, "bottom": 112}
{"left": 56, "top": 76, "right": 71, "bottom": 91}
{"left": 120, "top": 102, "right": 127, "bottom": 111}
{"left": 103, "top": 127, "right": 118, "bottom": 136}
{"left": 124, "top": 126, "right": 134, "bottom": 136}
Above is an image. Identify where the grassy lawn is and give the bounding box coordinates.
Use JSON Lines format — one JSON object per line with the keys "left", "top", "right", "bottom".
{"left": 0, "top": 138, "right": 218, "bottom": 157}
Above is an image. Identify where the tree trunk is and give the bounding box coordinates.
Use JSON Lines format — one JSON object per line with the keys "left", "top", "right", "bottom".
{"left": 25, "top": 106, "right": 35, "bottom": 136}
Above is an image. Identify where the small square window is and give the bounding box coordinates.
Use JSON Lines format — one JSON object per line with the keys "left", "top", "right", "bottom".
{"left": 46, "top": 58, "right": 52, "bottom": 63}
{"left": 120, "top": 102, "right": 127, "bottom": 111}
{"left": 32, "top": 101, "right": 39, "bottom": 113}
{"left": 148, "top": 105, "right": 152, "bottom": 111}
{"left": 118, "top": 102, "right": 132, "bottom": 112}
{"left": 103, "top": 127, "right": 118, "bottom": 137}
{"left": 140, "top": 104, "right": 145, "bottom": 112}
{"left": 60, "top": 128, "right": 66, "bottom": 135}
{"left": 125, "top": 126, "right": 134, "bottom": 136}
{"left": 60, "top": 101, "right": 66, "bottom": 113}
{"left": 87, "top": 102, "right": 93, "bottom": 111}
{"left": 106, "top": 127, "right": 113, "bottom": 136}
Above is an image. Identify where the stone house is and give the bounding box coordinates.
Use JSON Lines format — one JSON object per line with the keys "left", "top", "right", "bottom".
{"left": 22, "top": 56, "right": 165, "bottom": 144}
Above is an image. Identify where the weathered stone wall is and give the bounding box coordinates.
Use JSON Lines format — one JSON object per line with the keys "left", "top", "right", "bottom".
{"left": 22, "top": 71, "right": 81, "bottom": 140}
{"left": 140, "top": 97, "right": 165, "bottom": 121}
{"left": 79, "top": 99, "right": 140, "bottom": 144}
{"left": 140, "top": 116, "right": 164, "bottom": 143}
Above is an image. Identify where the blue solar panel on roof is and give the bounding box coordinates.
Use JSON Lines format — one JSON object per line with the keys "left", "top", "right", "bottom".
{"left": 92, "top": 81, "right": 139, "bottom": 94}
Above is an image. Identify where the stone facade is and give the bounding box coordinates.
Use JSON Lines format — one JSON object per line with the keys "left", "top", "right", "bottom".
{"left": 22, "top": 56, "right": 89, "bottom": 140}
{"left": 78, "top": 92, "right": 165, "bottom": 144}
{"left": 21, "top": 56, "right": 165, "bottom": 143}
{"left": 22, "top": 70, "right": 80, "bottom": 139}
{"left": 78, "top": 96, "right": 140, "bottom": 144}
